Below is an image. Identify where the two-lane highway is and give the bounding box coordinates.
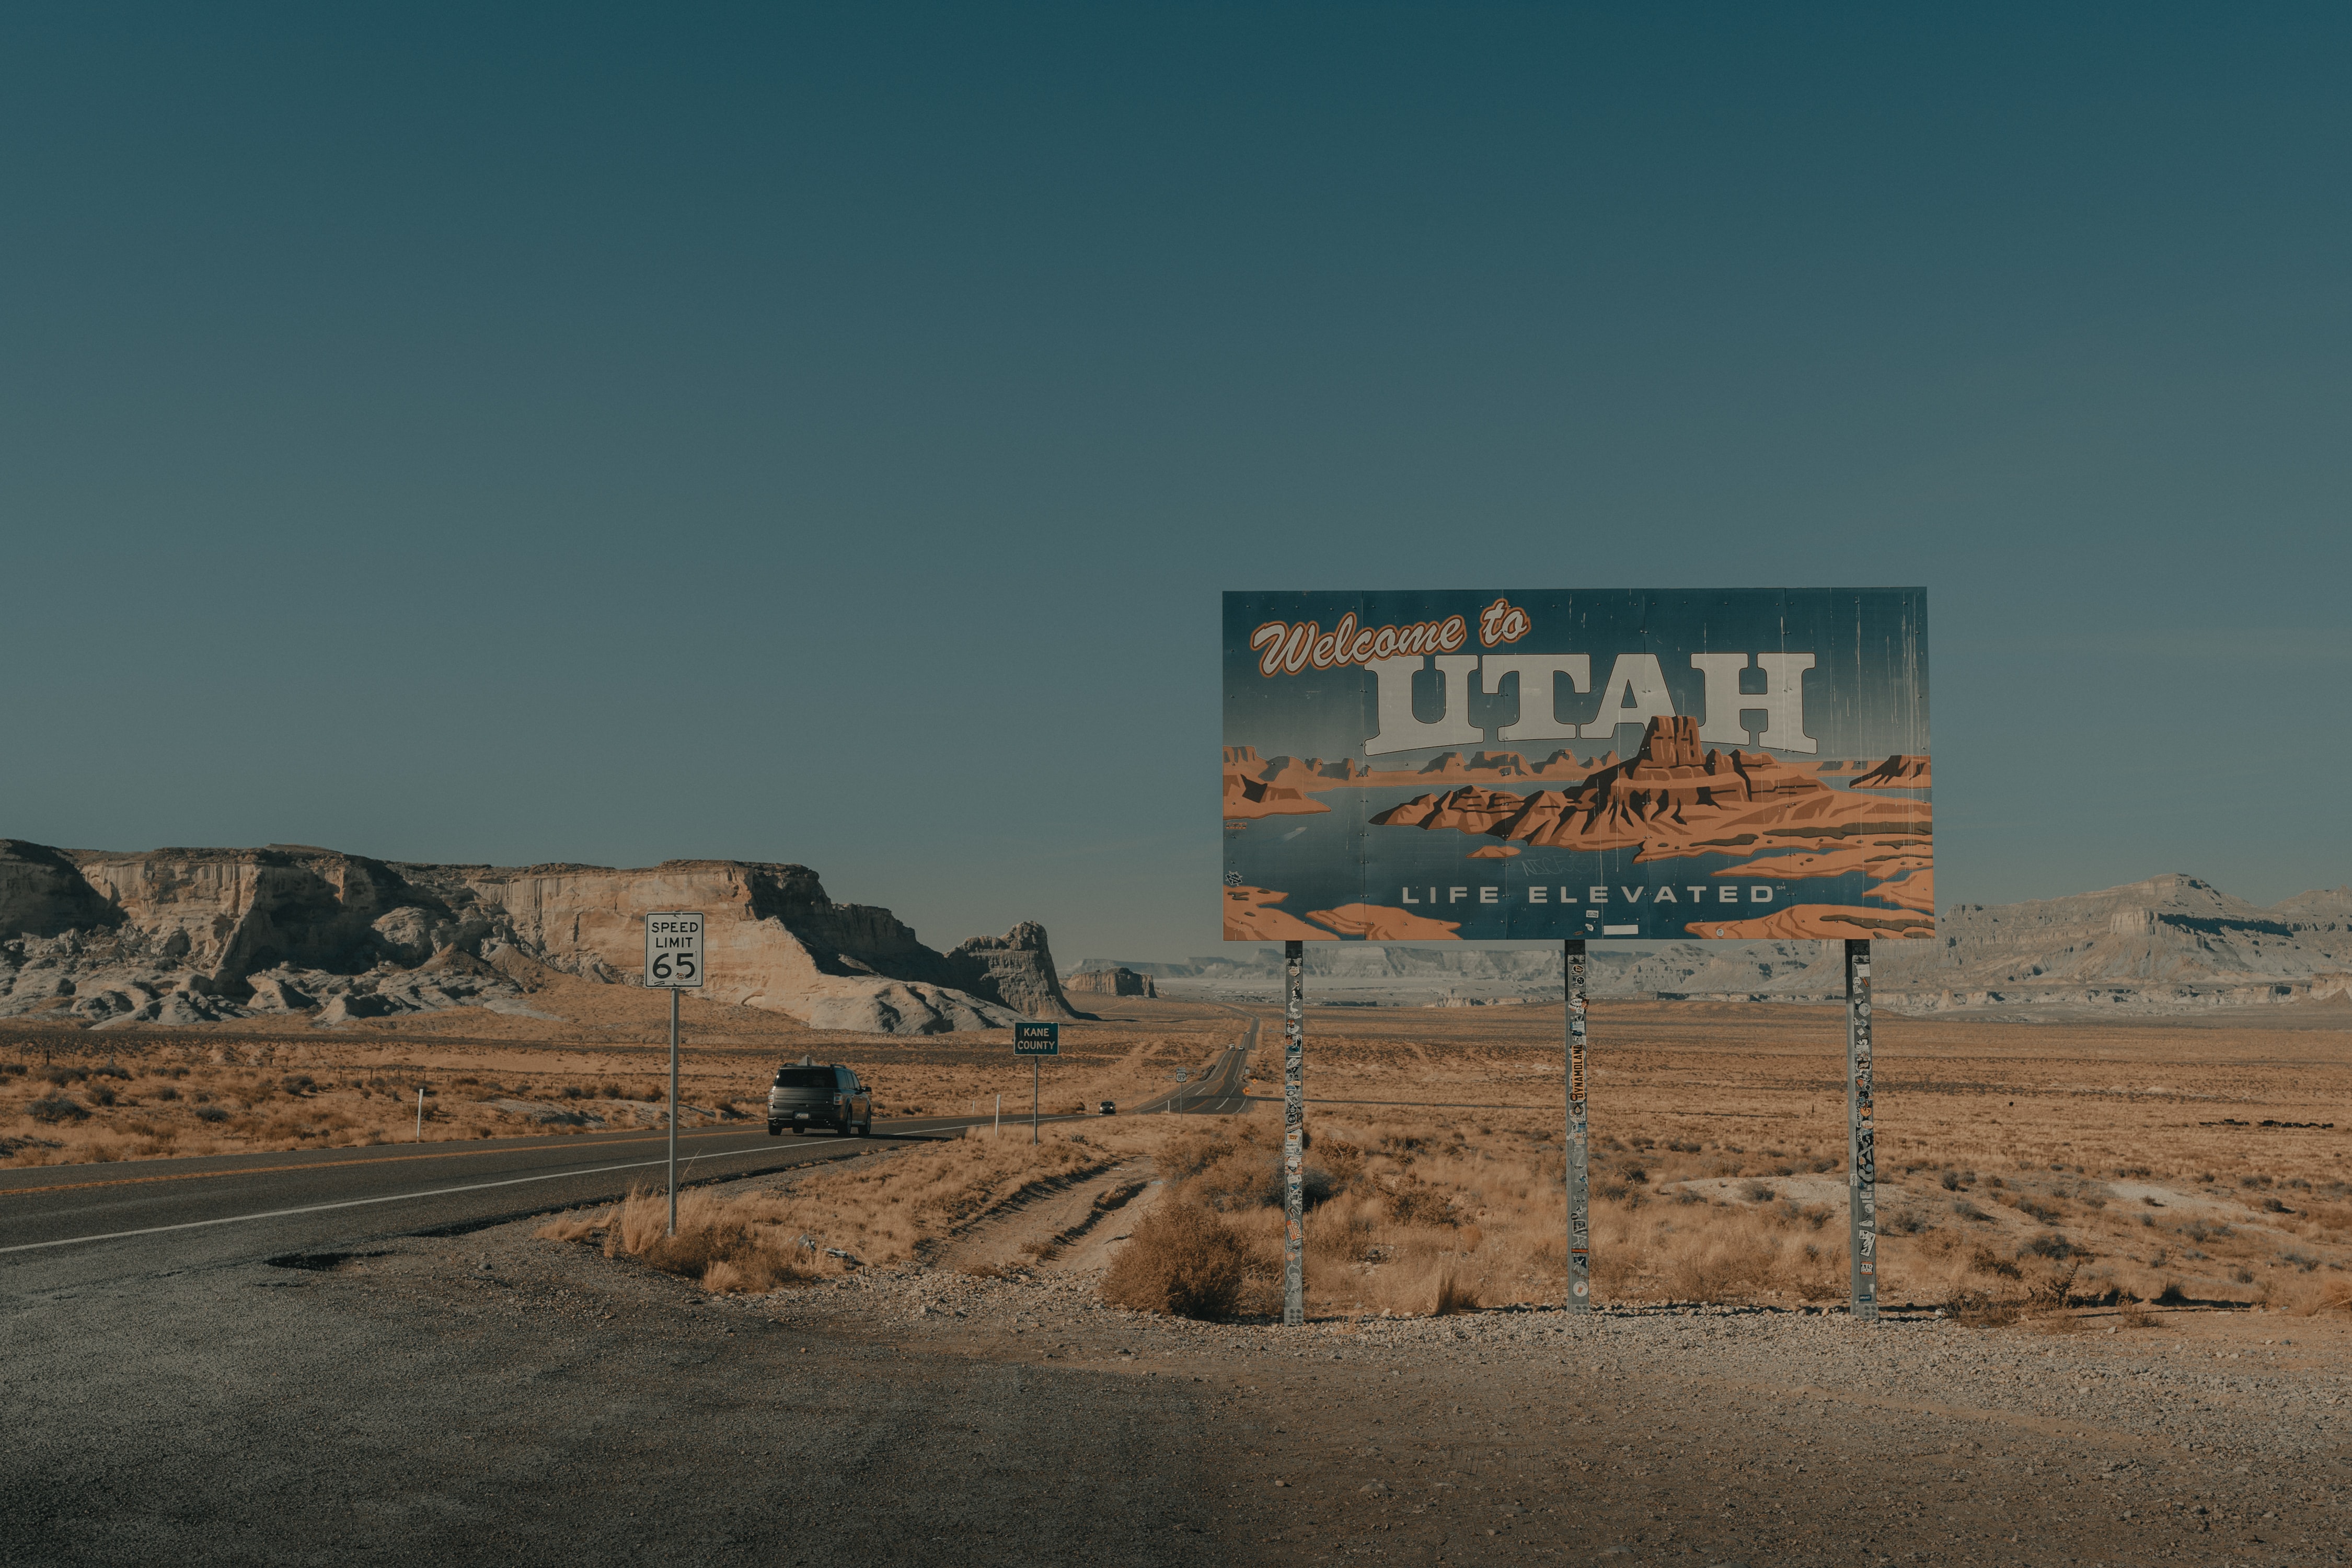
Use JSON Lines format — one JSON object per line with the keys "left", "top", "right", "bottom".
{"left": 2, "top": 1110, "right": 1029, "bottom": 1258}
{"left": 2, "top": 1028, "right": 1261, "bottom": 1263}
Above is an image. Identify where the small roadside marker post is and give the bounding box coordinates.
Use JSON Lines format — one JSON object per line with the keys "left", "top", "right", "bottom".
{"left": 1013, "top": 1023, "right": 1059, "bottom": 1145}
{"left": 416, "top": 1087, "right": 424, "bottom": 1142}
{"left": 1565, "top": 939, "right": 1590, "bottom": 1313}
{"left": 644, "top": 911, "right": 706, "bottom": 1238}
{"left": 1845, "top": 938, "right": 1878, "bottom": 1322}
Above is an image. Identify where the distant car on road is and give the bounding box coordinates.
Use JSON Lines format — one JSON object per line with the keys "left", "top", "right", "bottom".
{"left": 768, "top": 1058, "right": 873, "bottom": 1137}
{"left": 1098, "top": 1100, "right": 1116, "bottom": 1116}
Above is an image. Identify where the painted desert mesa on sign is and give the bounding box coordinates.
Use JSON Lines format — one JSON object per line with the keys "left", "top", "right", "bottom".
{"left": 1221, "top": 884, "right": 1465, "bottom": 943}
{"left": 1369, "top": 718, "right": 1933, "bottom": 936}
{"left": 1223, "top": 588, "right": 1930, "bottom": 940}
{"left": 1223, "top": 717, "right": 1933, "bottom": 940}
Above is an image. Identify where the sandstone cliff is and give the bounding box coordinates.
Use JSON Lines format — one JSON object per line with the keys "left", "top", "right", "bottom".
{"left": 944, "top": 922, "right": 1081, "bottom": 1020}
{"left": 0, "top": 841, "right": 1057, "bottom": 1035}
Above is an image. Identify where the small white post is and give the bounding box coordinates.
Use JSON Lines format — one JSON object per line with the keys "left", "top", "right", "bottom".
{"left": 994, "top": 1094, "right": 1001, "bottom": 1133}
{"left": 415, "top": 1087, "right": 424, "bottom": 1141}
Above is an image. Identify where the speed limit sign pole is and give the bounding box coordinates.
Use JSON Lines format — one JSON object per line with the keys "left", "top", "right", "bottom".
{"left": 644, "top": 911, "right": 706, "bottom": 1236}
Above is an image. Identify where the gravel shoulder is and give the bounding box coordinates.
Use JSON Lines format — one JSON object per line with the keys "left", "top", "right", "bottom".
{"left": 14, "top": 1187, "right": 2350, "bottom": 1568}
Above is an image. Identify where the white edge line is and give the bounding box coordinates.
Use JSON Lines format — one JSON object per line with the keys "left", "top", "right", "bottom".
{"left": 0, "top": 1144, "right": 820, "bottom": 1257}
{"left": 0, "top": 1114, "right": 1116, "bottom": 1258}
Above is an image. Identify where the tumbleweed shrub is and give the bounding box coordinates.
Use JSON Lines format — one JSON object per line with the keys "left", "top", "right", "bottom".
{"left": 1101, "top": 1202, "right": 1254, "bottom": 1320}
{"left": 537, "top": 1125, "right": 1124, "bottom": 1293}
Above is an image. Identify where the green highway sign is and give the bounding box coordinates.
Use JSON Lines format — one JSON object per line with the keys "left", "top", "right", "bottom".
{"left": 1013, "top": 1022, "right": 1059, "bottom": 1057}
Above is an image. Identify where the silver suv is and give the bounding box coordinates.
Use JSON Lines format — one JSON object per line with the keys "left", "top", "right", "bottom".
{"left": 767, "top": 1058, "right": 873, "bottom": 1137}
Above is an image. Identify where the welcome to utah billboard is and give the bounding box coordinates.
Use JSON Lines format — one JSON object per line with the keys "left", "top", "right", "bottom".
{"left": 1223, "top": 589, "right": 1930, "bottom": 943}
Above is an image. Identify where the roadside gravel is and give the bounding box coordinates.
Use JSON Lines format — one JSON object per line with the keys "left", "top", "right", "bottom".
{"left": 10, "top": 1198, "right": 2349, "bottom": 1568}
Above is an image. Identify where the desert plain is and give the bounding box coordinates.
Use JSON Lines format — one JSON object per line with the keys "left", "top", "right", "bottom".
{"left": 8, "top": 986, "right": 2351, "bottom": 1566}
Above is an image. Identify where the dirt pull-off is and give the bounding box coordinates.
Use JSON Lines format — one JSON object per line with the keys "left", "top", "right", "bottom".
{"left": 930, "top": 1156, "right": 1165, "bottom": 1276}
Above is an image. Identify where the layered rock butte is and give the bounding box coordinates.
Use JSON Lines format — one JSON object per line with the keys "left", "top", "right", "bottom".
{"left": 1064, "top": 965, "right": 1158, "bottom": 999}
{"left": 0, "top": 840, "right": 1079, "bottom": 1035}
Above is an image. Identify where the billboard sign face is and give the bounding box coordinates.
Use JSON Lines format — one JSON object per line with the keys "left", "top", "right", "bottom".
{"left": 1222, "top": 589, "right": 1930, "bottom": 943}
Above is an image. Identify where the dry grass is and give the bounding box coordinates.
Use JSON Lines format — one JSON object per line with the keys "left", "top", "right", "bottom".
{"left": 537, "top": 1123, "right": 1140, "bottom": 1293}
{"left": 0, "top": 994, "right": 1237, "bottom": 1166}
{"left": 15, "top": 989, "right": 2351, "bottom": 1324}
{"left": 1102, "top": 995, "right": 2352, "bottom": 1321}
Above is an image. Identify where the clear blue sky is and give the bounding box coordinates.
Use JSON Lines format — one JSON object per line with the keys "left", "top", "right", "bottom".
{"left": 4, "top": 4, "right": 2347, "bottom": 962}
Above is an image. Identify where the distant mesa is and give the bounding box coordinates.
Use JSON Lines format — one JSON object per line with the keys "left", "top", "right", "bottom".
{"left": 1850, "top": 754, "right": 1932, "bottom": 790}
{"left": 1304, "top": 903, "right": 1463, "bottom": 941}
{"left": 1065, "top": 965, "right": 1157, "bottom": 998}
{"left": 1466, "top": 845, "right": 1519, "bottom": 860}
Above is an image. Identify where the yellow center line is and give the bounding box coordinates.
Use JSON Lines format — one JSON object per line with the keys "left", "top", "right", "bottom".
{"left": 0, "top": 1127, "right": 760, "bottom": 1199}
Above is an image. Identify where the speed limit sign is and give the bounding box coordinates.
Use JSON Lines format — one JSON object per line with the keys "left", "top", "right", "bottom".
{"left": 644, "top": 911, "right": 705, "bottom": 989}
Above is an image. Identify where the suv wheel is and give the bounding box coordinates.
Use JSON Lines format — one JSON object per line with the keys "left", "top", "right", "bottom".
{"left": 856, "top": 1117, "right": 871, "bottom": 1137}
{"left": 836, "top": 1118, "right": 852, "bottom": 1137}
{"left": 766, "top": 1122, "right": 780, "bottom": 1137}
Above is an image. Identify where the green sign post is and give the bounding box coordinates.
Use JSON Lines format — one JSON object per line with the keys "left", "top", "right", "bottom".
{"left": 1013, "top": 1022, "right": 1058, "bottom": 1144}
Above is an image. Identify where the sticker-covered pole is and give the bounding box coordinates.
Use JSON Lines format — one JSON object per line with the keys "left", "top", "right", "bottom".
{"left": 1565, "top": 938, "right": 1590, "bottom": 1312}
{"left": 1032, "top": 1057, "right": 1040, "bottom": 1145}
{"left": 1844, "top": 938, "right": 1877, "bottom": 1322}
{"left": 1283, "top": 939, "right": 1306, "bottom": 1327}
{"left": 667, "top": 985, "right": 679, "bottom": 1238}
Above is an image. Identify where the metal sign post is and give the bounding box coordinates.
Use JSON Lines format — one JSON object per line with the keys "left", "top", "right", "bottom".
{"left": 1844, "top": 938, "right": 1878, "bottom": 1322}
{"left": 1565, "top": 939, "right": 1590, "bottom": 1312}
{"left": 643, "top": 911, "right": 705, "bottom": 1238}
{"left": 1282, "top": 939, "right": 1306, "bottom": 1327}
{"left": 1013, "top": 1023, "right": 1059, "bottom": 1145}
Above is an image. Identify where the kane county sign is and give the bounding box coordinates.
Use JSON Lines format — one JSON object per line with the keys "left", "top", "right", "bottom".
{"left": 1221, "top": 588, "right": 1931, "bottom": 944}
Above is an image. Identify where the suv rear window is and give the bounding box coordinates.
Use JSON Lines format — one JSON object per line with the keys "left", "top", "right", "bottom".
{"left": 774, "top": 1068, "right": 837, "bottom": 1088}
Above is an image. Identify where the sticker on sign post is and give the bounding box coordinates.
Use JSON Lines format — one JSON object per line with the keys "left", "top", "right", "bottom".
{"left": 644, "top": 912, "right": 705, "bottom": 989}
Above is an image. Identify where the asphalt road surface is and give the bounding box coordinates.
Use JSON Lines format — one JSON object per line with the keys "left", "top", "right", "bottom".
{"left": 2, "top": 1110, "right": 1019, "bottom": 1259}
{"left": 0, "top": 1036, "right": 1257, "bottom": 1262}
{"left": 0, "top": 1030, "right": 1266, "bottom": 1568}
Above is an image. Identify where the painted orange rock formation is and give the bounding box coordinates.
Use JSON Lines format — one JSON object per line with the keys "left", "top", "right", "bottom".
{"left": 1365, "top": 717, "right": 1932, "bottom": 925}
{"left": 1304, "top": 903, "right": 1463, "bottom": 940}
{"left": 1466, "top": 845, "right": 1519, "bottom": 859}
{"left": 1221, "top": 748, "right": 1332, "bottom": 819}
{"left": 1221, "top": 884, "right": 1332, "bottom": 941}
{"left": 1226, "top": 747, "right": 1594, "bottom": 797}
{"left": 1371, "top": 716, "right": 1912, "bottom": 857}
{"left": 1869, "top": 869, "right": 1934, "bottom": 913}
{"left": 1682, "top": 904, "right": 1936, "bottom": 940}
